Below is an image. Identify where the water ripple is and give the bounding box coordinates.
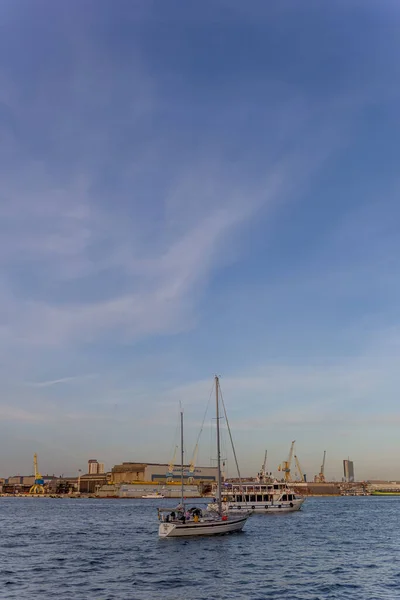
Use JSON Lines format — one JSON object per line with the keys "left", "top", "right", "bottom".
{"left": 0, "top": 496, "right": 399, "bottom": 598}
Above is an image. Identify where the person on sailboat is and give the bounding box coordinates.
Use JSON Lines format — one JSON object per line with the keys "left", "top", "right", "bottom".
{"left": 177, "top": 509, "right": 186, "bottom": 523}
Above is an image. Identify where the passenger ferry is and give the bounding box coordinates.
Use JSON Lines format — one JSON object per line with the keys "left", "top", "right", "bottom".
{"left": 208, "top": 480, "right": 305, "bottom": 514}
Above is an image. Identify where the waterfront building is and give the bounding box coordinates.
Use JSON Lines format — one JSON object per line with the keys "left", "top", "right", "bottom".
{"left": 87, "top": 459, "right": 105, "bottom": 475}
{"left": 79, "top": 473, "right": 108, "bottom": 493}
{"left": 111, "top": 462, "right": 218, "bottom": 485}
{"left": 88, "top": 459, "right": 100, "bottom": 474}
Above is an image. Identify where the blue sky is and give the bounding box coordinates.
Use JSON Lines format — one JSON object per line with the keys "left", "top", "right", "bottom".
{"left": 1, "top": 0, "right": 400, "bottom": 480}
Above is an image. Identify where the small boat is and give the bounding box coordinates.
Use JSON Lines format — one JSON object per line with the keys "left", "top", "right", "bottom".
{"left": 142, "top": 492, "right": 165, "bottom": 499}
{"left": 158, "top": 376, "right": 249, "bottom": 538}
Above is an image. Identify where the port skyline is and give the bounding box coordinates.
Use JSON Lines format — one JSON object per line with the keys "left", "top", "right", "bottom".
{"left": 1, "top": 0, "right": 400, "bottom": 486}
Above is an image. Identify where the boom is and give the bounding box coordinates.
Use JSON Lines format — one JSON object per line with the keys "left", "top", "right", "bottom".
{"left": 262, "top": 450, "right": 267, "bottom": 474}
{"left": 166, "top": 445, "right": 178, "bottom": 481}
{"left": 319, "top": 450, "right": 326, "bottom": 483}
{"left": 258, "top": 449, "right": 268, "bottom": 482}
{"left": 294, "top": 455, "right": 304, "bottom": 482}
{"left": 282, "top": 440, "right": 295, "bottom": 482}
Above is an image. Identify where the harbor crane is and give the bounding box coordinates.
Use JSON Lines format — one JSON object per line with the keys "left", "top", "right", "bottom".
{"left": 282, "top": 440, "right": 295, "bottom": 482}
{"left": 258, "top": 450, "right": 268, "bottom": 483}
{"left": 29, "top": 453, "right": 45, "bottom": 495}
{"left": 318, "top": 450, "right": 326, "bottom": 483}
{"left": 294, "top": 455, "right": 305, "bottom": 482}
{"left": 166, "top": 445, "right": 178, "bottom": 482}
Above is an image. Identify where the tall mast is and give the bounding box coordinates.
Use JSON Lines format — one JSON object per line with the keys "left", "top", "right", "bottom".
{"left": 215, "top": 375, "right": 222, "bottom": 516}
{"left": 180, "top": 410, "right": 184, "bottom": 506}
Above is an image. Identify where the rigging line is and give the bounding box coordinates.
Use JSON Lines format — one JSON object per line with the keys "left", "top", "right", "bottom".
{"left": 218, "top": 382, "right": 248, "bottom": 509}
{"left": 167, "top": 405, "right": 181, "bottom": 467}
{"left": 192, "top": 380, "right": 214, "bottom": 456}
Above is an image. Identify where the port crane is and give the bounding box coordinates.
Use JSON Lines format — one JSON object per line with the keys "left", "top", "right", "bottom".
{"left": 317, "top": 450, "right": 326, "bottom": 483}
{"left": 282, "top": 440, "right": 295, "bottom": 482}
{"left": 29, "top": 453, "right": 45, "bottom": 495}
{"left": 166, "top": 445, "right": 178, "bottom": 482}
{"left": 258, "top": 450, "right": 268, "bottom": 483}
{"left": 294, "top": 454, "right": 305, "bottom": 482}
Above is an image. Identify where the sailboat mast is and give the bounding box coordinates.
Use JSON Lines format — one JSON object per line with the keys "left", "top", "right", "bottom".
{"left": 215, "top": 375, "right": 222, "bottom": 516}
{"left": 180, "top": 410, "right": 184, "bottom": 506}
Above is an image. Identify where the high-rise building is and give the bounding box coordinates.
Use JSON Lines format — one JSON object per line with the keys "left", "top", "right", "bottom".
{"left": 87, "top": 459, "right": 105, "bottom": 475}
{"left": 343, "top": 459, "right": 355, "bottom": 482}
{"left": 88, "top": 459, "right": 99, "bottom": 474}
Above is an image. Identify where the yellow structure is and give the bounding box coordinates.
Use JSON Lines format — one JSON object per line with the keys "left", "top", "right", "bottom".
{"left": 282, "top": 440, "right": 295, "bottom": 482}
{"left": 29, "top": 453, "right": 45, "bottom": 495}
{"left": 167, "top": 446, "right": 178, "bottom": 482}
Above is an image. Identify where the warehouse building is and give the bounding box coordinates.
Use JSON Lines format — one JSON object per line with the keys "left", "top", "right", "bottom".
{"left": 111, "top": 462, "right": 218, "bottom": 484}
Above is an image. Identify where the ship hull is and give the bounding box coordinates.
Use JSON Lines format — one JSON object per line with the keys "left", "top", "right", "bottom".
{"left": 158, "top": 516, "right": 248, "bottom": 538}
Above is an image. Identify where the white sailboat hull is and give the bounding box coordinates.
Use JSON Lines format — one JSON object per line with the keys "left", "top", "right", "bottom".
{"left": 158, "top": 516, "right": 248, "bottom": 538}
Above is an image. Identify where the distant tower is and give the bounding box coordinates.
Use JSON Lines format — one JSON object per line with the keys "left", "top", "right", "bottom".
{"left": 343, "top": 459, "right": 355, "bottom": 482}
{"left": 98, "top": 463, "right": 105, "bottom": 474}
{"left": 88, "top": 459, "right": 99, "bottom": 474}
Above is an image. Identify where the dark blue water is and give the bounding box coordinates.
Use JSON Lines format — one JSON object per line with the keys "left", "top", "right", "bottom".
{"left": 0, "top": 497, "right": 399, "bottom": 599}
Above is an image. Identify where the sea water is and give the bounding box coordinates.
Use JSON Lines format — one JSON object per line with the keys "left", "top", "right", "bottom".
{"left": 0, "top": 496, "right": 399, "bottom": 599}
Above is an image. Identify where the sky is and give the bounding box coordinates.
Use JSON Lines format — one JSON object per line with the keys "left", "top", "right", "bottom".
{"left": 1, "top": 0, "right": 400, "bottom": 481}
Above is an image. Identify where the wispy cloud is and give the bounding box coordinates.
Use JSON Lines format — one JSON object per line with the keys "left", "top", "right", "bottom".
{"left": 25, "top": 374, "right": 97, "bottom": 388}
{"left": 0, "top": 137, "right": 337, "bottom": 348}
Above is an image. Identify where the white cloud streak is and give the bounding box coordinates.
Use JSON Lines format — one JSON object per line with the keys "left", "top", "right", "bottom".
{"left": 25, "top": 374, "right": 97, "bottom": 388}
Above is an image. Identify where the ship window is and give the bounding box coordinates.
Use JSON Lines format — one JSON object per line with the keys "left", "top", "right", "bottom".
{"left": 257, "top": 494, "right": 262, "bottom": 502}
{"left": 236, "top": 494, "right": 243, "bottom": 502}
{"left": 288, "top": 494, "right": 293, "bottom": 501}
{"left": 245, "top": 495, "right": 250, "bottom": 503}
{"left": 282, "top": 494, "right": 287, "bottom": 501}
{"left": 249, "top": 495, "right": 256, "bottom": 503}
{"left": 274, "top": 484, "right": 279, "bottom": 490}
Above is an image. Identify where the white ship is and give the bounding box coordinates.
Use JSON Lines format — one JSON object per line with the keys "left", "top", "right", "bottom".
{"left": 142, "top": 491, "right": 165, "bottom": 499}
{"left": 208, "top": 480, "right": 305, "bottom": 514}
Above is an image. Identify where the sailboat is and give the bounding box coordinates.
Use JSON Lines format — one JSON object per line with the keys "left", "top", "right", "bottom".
{"left": 157, "top": 376, "right": 249, "bottom": 538}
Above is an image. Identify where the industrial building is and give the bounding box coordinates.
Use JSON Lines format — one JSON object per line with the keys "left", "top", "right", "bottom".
{"left": 111, "top": 462, "right": 218, "bottom": 484}
{"left": 2, "top": 475, "right": 57, "bottom": 495}
{"left": 78, "top": 473, "right": 108, "bottom": 493}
